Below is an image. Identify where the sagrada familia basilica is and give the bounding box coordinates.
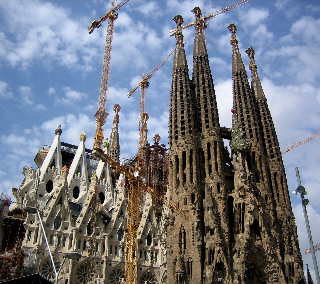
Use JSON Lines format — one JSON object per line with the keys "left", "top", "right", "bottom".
{"left": 0, "top": 7, "right": 305, "bottom": 284}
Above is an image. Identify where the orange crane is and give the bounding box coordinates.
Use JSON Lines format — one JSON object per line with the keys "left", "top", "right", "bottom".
{"left": 281, "top": 130, "right": 320, "bottom": 154}
{"left": 93, "top": 148, "right": 186, "bottom": 284}
{"left": 127, "top": 47, "right": 177, "bottom": 152}
{"left": 169, "top": 0, "right": 253, "bottom": 36}
{"left": 89, "top": 0, "right": 130, "bottom": 150}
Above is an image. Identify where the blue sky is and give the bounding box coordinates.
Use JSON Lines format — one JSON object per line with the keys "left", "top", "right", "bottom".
{"left": 1, "top": 0, "right": 320, "bottom": 279}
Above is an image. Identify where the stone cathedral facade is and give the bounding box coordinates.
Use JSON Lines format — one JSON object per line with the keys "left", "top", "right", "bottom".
{"left": 7, "top": 8, "right": 305, "bottom": 284}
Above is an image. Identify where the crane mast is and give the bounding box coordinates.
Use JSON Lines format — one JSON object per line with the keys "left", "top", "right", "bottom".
{"left": 89, "top": 0, "right": 130, "bottom": 150}
{"left": 127, "top": 47, "right": 176, "bottom": 152}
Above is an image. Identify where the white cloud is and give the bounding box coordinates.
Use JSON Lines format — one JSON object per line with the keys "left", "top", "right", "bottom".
{"left": 250, "top": 24, "right": 273, "bottom": 44}
{"left": 147, "top": 111, "right": 170, "bottom": 145}
{"left": 291, "top": 16, "right": 320, "bottom": 44}
{"left": 137, "top": 2, "right": 161, "bottom": 17}
{"left": 18, "top": 85, "right": 47, "bottom": 110}
{"left": 19, "top": 86, "right": 34, "bottom": 106}
{"left": 243, "top": 7, "right": 269, "bottom": 26}
{"left": 41, "top": 113, "right": 95, "bottom": 147}
{"left": 1, "top": 133, "right": 41, "bottom": 158}
{"left": 48, "top": 87, "right": 56, "bottom": 95}
{"left": 215, "top": 79, "right": 233, "bottom": 128}
{"left": 107, "top": 85, "right": 134, "bottom": 106}
{"left": 35, "top": 104, "right": 47, "bottom": 111}
{"left": 262, "top": 79, "right": 320, "bottom": 137}
{"left": 0, "top": 81, "right": 13, "bottom": 99}
{"left": 63, "top": 87, "right": 87, "bottom": 101}
{"left": 166, "top": 0, "right": 206, "bottom": 19}
{"left": 50, "top": 87, "right": 88, "bottom": 106}
{"left": 275, "top": 0, "right": 290, "bottom": 10}
{"left": 0, "top": 0, "right": 99, "bottom": 71}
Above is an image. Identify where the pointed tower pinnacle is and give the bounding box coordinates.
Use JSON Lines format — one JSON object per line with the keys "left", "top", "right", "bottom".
{"left": 167, "top": 15, "right": 201, "bottom": 284}
{"left": 109, "top": 104, "right": 121, "bottom": 164}
{"left": 169, "top": 15, "right": 196, "bottom": 145}
{"left": 193, "top": 7, "right": 221, "bottom": 136}
{"left": 172, "top": 15, "right": 187, "bottom": 70}
{"left": 39, "top": 124, "right": 63, "bottom": 182}
{"left": 245, "top": 47, "right": 291, "bottom": 209}
{"left": 246, "top": 47, "right": 263, "bottom": 100}
{"left": 245, "top": 46, "right": 305, "bottom": 283}
{"left": 228, "top": 23, "right": 246, "bottom": 75}
{"left": 192, "top": 7, "right": 207, "bottom": 56}
{"left": 228, "top": 23, "right": 266, "bottom": 186}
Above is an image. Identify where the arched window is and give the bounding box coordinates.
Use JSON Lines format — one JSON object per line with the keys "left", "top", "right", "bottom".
{"left": 187, "top": 257, "right": 193, "bottom": 278}
{"left": 73, "top": 186, "right": 80, "bottom": 199}
{"left": 147, "top": 233, "right": 152, "bottom": 246}
{"left": 99, "top": 192, "right": 105, "bottom": 204}
{"left": 87, "top": 223, "right": 92, "bottom": 236}
{"left": 54, "top": 216, "right": 61, "bottom": 230}
{"left": 179, "top": 226, "right": 186, "bottom": 251}
{"left": 118, "top": 228, "right": 123, "bottom": 241}
{"left": 191, "top": 193, "right": 195, "bottom": 204}
{"left": 46, "top": 180, "right": 53, "bottom": 193}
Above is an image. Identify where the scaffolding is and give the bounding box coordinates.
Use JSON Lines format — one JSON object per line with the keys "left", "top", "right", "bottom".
{"left": 0, "top": 196, "right": 26, "bottom": 281}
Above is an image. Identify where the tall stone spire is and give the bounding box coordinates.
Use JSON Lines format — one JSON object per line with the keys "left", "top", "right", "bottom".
{"left": 109, "top": 104, "right": 121, "bottom": 164}
{"left": 167, "top": 15, "right": 202, "bottom": 284}
{"left": 246, "top": 46, "right": 285, "bottom": 198}
{"left": 228, "top": 23, "right": 246, "bottom": 75}
{"left": 192, "top": 7, "right": 221, "bottom": 137}
{"left": 171, "top": 15, "right": 189, "bottom": 72}
{"left": 246, "top": 47, "right": 305, "bottom": 281}
{"left": 169, "top": 15, "right": 197, "bottom": 147}
{"left": 192, "top": 7, "right": 207, "bottom": 56}
{"left": 228, "top": 23, "right": 267, "bottom": 185}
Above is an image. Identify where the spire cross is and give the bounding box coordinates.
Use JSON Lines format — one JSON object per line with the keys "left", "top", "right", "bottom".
{"left": 192, "top": 7, "right": 207, "bottom": 34}
{"left": 173, "top": 15, "right": 184, "bottom": 45}
{"left": 246, "top": 47, "right": 258, "bottom": 74}
{"left": 227, "top": 23, "right": 238, "bottom": 49}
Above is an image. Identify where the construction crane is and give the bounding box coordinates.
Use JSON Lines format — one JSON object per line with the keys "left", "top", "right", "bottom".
{"left": 127, "top": 47, "right": 177, "bottom": 153}
{"left": 306, "top": 242, "right": 320, "bottom": 254}
{"left": 92, "top": 147, "right": 186, "bottom": 284}
{"left": 89, "top": 0, "right": 130, "bottom": 150}
{"left": 281, "top": 130, "right": 320, "bottom": 154}
{"left": 169, "top": 0, "right": 253, "bottom": 36}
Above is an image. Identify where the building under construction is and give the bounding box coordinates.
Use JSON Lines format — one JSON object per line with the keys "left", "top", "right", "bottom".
{"left": 5, "top": 5, "right": 306, "bottom": 284}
